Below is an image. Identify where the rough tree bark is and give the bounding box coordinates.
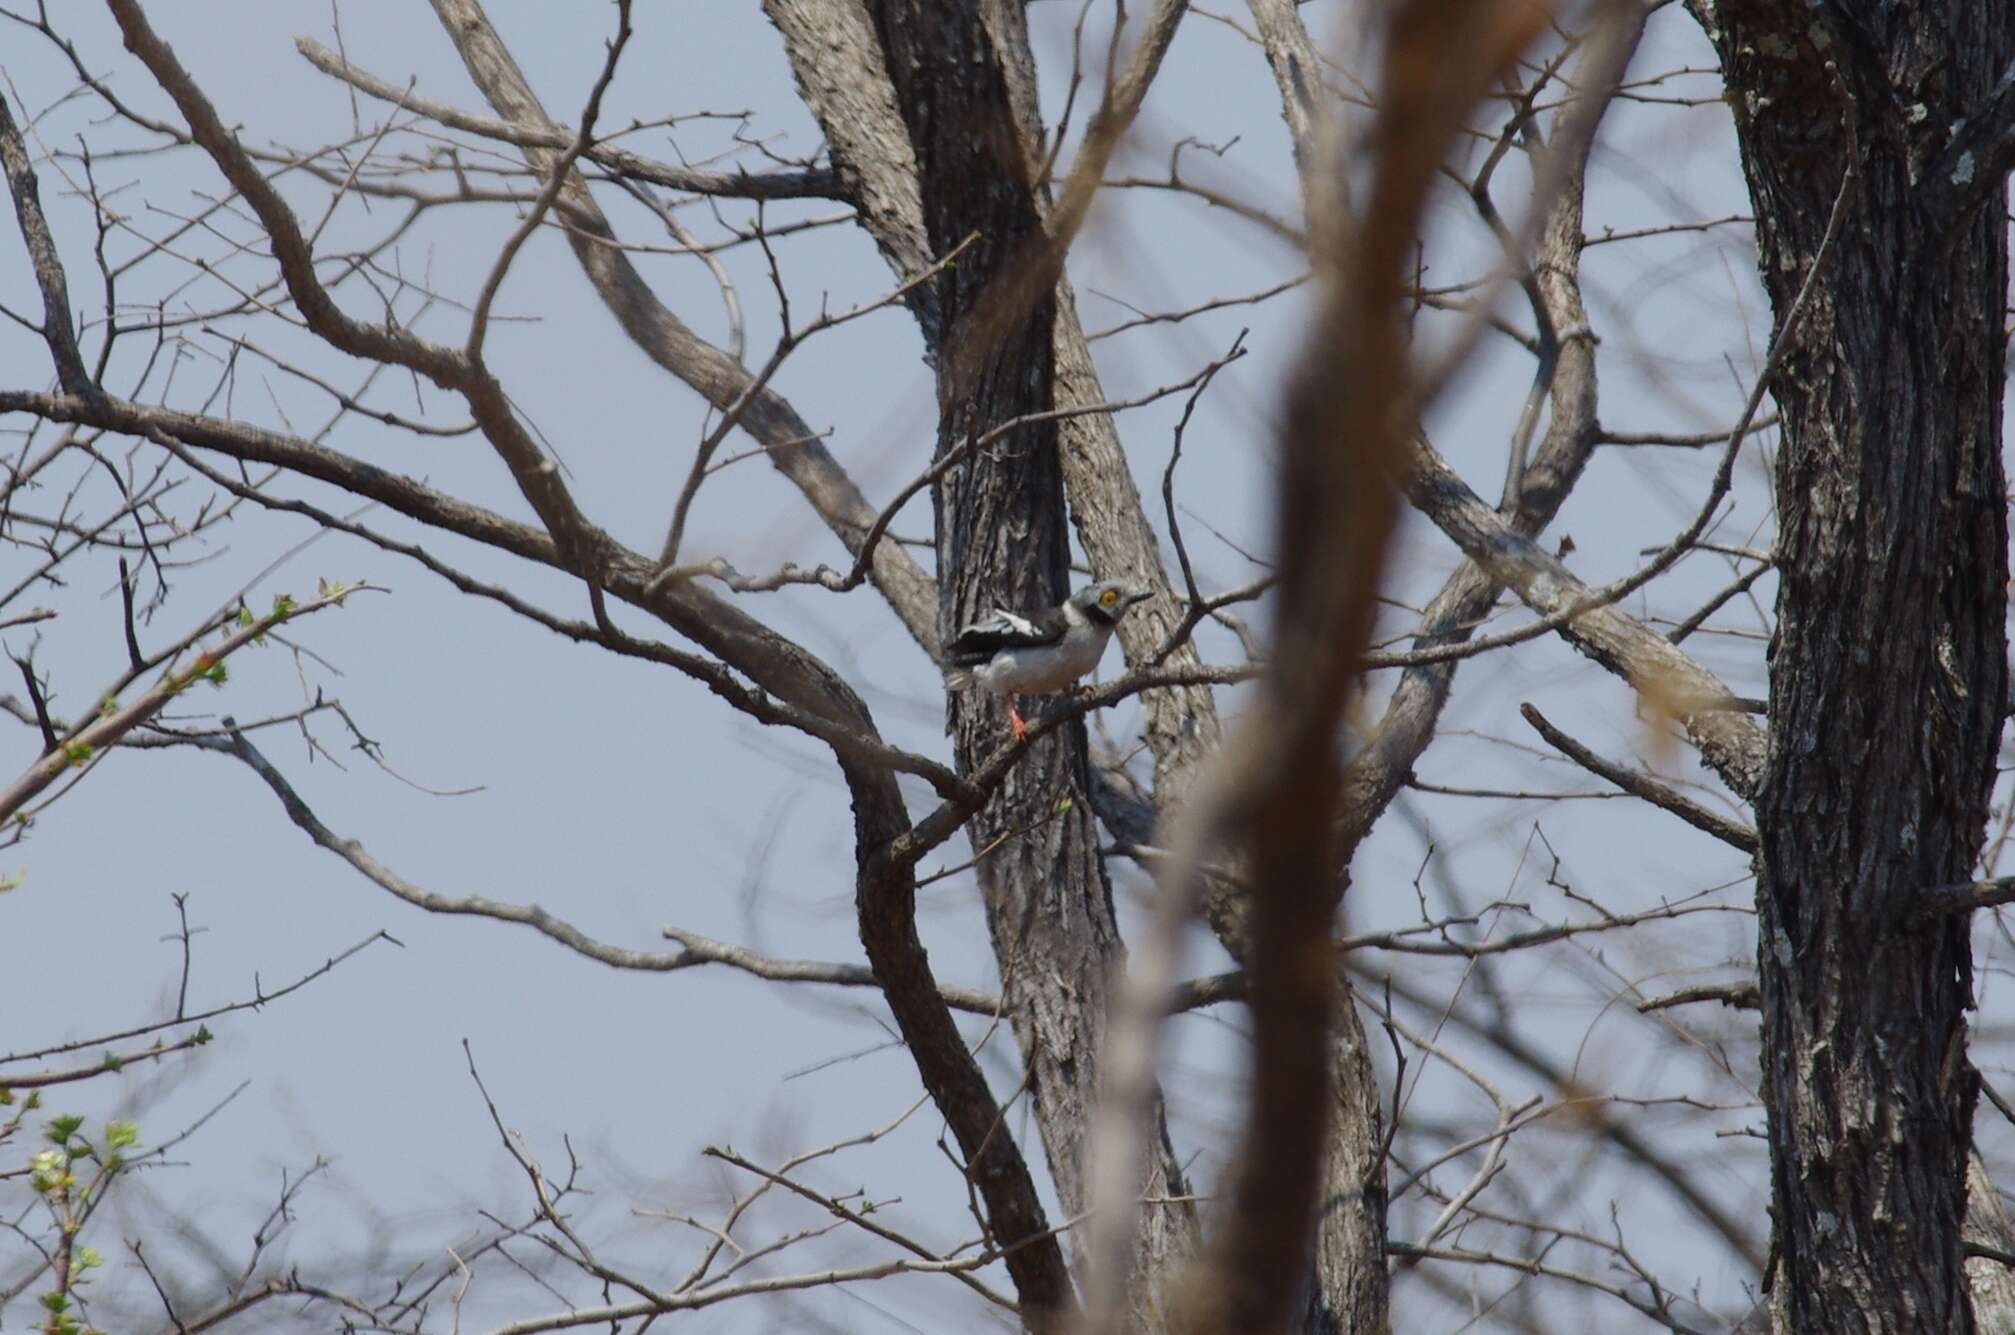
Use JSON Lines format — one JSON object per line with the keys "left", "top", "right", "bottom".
{"left": 1694, "top": 1, "right": 2015, "bottom": 1328}
{"left": 861, "top": 2, "right": 1200, "bottom": 1324}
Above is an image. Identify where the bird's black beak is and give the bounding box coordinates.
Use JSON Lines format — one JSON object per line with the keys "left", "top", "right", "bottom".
{"left": 1125, "top": 587, "right": 1153, "bottom": 607}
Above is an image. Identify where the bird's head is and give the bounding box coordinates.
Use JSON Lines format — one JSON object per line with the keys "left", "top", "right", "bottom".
{"left": 1074, "top": 580, "right": 1152, "bottom": 625}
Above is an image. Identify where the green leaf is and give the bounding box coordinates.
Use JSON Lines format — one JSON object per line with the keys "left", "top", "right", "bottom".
{"left": 104, "top": 1121, "right": 137, "bottom": 1150}
{"left": 46, "top": 1114, "right": 83, "bottom": 1144}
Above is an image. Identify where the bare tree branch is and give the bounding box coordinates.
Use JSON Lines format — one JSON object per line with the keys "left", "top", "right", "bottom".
{"left": 0, "top": 582, "right": 370, "bottom": 823}
{"left": 1521, "top": 703, "right": 1759, "bottom": 854}
{"left": 294, "top": 37, "right": 842, "bottom": 200}
{"left": 424, "top": 0, "right": 941, "bottom": 653}
{"left": 0, "top": 86, "right": 92, "bottom": 396}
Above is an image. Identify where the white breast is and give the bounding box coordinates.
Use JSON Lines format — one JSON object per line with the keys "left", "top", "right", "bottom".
{"left": 974, "top": 621, "right": 1111, "bottom": 696}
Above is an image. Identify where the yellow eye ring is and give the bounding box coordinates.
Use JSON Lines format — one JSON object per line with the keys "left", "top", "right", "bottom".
{"left": 1101, "top": 590, "right": 1118, "bottom": 606}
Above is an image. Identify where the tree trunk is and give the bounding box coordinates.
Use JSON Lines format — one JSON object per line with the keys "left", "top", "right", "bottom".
{"left": 1697, "top": 2, "right": 2013, "bottom": 1327}
{"left": 863, "top": 2, "right": 1199, "bottom": 1324}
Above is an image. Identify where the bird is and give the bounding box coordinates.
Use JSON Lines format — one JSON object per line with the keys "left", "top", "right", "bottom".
{"left": 943, "top": 580, "right": 1151, "bottom": 742}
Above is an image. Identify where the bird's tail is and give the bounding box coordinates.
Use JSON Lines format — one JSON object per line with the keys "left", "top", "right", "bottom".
{"left": 943, "top": 667, "right": 976, "bottom": 690}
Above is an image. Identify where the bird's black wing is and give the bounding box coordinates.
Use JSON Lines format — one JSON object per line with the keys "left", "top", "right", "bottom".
{"left": 944, "top": 606, "right": 1068, "bottom": 666}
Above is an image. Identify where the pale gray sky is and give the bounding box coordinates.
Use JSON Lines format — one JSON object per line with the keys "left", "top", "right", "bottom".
{"left": 0, "top": 4, "right": 1859, "bottom": 1331}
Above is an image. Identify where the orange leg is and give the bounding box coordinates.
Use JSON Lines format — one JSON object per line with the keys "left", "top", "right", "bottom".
{"left": 1009, "top": 696, "right": 1030, "bottom": 743}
